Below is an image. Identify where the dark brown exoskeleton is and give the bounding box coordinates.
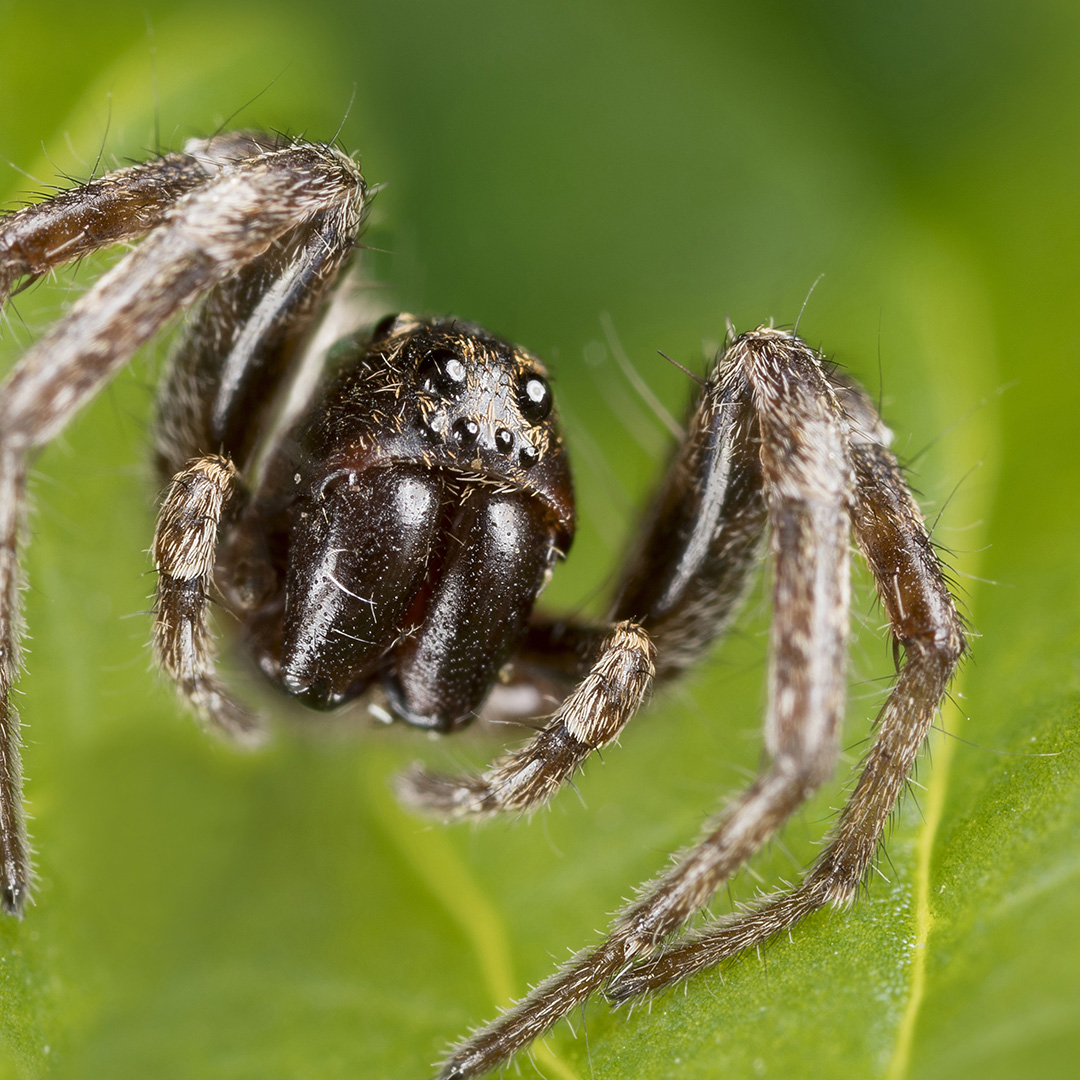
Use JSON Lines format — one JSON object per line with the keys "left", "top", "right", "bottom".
{"left": 193, "top": 316, "right": 575, "bottom": 732}
{"left": 0, "top": 132, "right": 965, "bottom": 1080}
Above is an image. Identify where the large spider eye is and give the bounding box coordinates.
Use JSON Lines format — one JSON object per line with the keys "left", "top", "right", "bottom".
{"left": 417, "top": 348, "right": 468, "bottom": 397}
{"left": 518, "top": 373, "right": 551, "bottom": 423}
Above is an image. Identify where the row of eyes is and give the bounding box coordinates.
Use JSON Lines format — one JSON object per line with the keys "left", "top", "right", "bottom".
{"left": 416, "top": 349, "right": 552, "bottom": 423}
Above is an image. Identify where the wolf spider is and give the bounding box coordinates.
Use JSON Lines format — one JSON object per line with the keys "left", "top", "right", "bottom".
{"left": 0, "top": 132, "right": 964, "bottom": 1077}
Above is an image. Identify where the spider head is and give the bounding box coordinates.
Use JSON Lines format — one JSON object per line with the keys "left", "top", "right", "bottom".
{"left": 361, "top": 314, "right": 575, "bottom": 549}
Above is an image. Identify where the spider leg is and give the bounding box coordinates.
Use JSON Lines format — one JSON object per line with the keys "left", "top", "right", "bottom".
{"left": 434, "top": 329, "right": 858, "bottom": 1079}
{"left": 0, "top": 455, "right": 31, "bottom": 915}
{"left": 0, "top": 132, "right": 305, "bottom": 308}
{"left": 607, "top": 331, "right": 768, "bottom": 679}
{"left": 397, "top": 621, "right": 654, "bottom": 816}
{"left": 152, "top": 454, "right": 261, "bottom": 741}
{"left": 0, "top": 137, "right": 366, "bottom": 913}
{"left": 1, "top": 150, "right": 209, "bottom": 306}
{"left": 606, "top": 378, "right": 966, "bottom": 1001}
{"left": 153, "top": 138, "right": 369, "bottom": 478}
{"left": 0, "top": 136, "right": 363, "bottom": 463}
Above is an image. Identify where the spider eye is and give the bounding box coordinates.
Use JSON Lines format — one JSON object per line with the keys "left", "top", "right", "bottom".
{"left": 518, "top": 374, "right": 551, "bottom": 423}
{"left": 417, "top": 349, "right": 468, "bottom": 397}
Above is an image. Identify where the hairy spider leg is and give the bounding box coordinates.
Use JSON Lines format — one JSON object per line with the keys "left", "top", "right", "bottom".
{"left": 0, "top": 149, "right": 216, "bottom": 306}
{"left": 153, "top": 455, "right": 258, "bottom": 740}
{"left": 0, "top": 135, "right": 366, "bottom": 913}
{"left": 608, "top": 383, "right": 965, "bottom": 999}
{"left": 153, "top": 135, "right": 367, "bottom": 478}
{"left": 397, "top": 621, "right": 655, "bottom": 816}
{"left": 0, "top": 142, "right": 262, "bottom": 889}
{"left": 433, "top": 329, "right": 923, "bottom": 1080}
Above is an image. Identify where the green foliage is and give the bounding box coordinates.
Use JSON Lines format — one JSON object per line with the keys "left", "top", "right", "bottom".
{"left": 1, "top": 2, "right": 1078, "bottom": 1078}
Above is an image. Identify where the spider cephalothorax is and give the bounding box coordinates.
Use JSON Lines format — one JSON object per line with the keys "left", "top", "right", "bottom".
{"left": 211, "top": 315, "right": 575, "bottom": 728}
{"left": 0, "top": 132, "right": 964, "bottom": 1080}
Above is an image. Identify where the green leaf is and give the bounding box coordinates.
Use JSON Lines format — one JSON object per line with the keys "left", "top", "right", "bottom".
{"left": 1, "top": 2, "right": 1077, "bottom": 1079}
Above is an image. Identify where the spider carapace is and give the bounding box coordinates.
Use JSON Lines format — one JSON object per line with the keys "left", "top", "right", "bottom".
{"left": 0, "top": 132, "right": 965, "bottom": 1080}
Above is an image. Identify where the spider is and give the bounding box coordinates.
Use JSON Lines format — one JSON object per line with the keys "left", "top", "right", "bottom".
{"left": 0, "top": 132, "right": 965, "bottom": 1079}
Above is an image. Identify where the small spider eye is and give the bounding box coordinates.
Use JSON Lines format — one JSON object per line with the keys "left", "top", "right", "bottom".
{"left": 452, "top": 417, "right": 480, "bottom": 448}
{"left": 417, "top": 348, "right": 468, "bottom": 397}
{"left": 519, "top": 374, "right": 551, "bottom": 423}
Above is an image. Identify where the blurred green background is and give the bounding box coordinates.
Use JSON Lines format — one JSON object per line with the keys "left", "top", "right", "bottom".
{"left": 1, "top": 1, "right": 1078, "bottom": 1078}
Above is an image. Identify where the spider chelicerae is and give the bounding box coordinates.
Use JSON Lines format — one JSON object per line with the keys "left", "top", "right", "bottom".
{"left": 0, "top": 132, "right": 965, "bottom": 1079}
